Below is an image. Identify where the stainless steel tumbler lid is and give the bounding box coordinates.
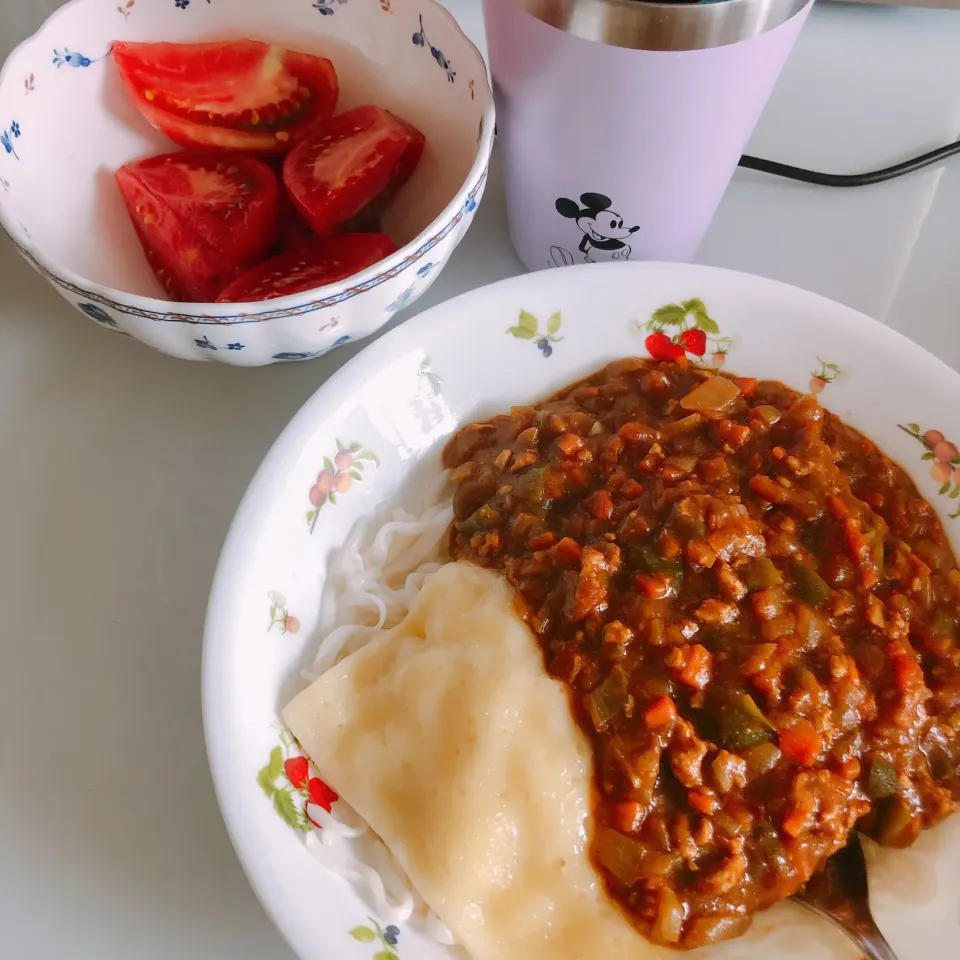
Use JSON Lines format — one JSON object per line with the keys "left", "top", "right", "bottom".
{"left": 514, "top": 0, "right": 811, "bottom": 51}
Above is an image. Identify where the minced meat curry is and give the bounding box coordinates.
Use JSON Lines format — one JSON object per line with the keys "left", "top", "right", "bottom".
{"left": 442, "top": 358, "right": 960, "bottom": 949}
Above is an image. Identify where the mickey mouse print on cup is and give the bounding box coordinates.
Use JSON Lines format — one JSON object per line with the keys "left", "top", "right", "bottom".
{"left": 554, "top": 193, "right": 640, "bottom": 265}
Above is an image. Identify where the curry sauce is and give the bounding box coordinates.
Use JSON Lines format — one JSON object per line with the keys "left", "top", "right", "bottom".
{"left": 444, "top": 358, "right": 960, "bottom": 949}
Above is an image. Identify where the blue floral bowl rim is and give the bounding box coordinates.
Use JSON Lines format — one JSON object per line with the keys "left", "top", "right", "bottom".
{"left": 0, "top": 0, "right": 496, "bottom": 324}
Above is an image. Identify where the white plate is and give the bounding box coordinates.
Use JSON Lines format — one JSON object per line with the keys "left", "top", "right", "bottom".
{"left": 203, "top": 262, "right": 960, "bottom": 960}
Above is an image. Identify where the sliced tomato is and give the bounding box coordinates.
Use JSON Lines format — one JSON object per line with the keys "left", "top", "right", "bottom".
{"left": 275, "top": 181, "right": 317, "bottom": 254}
{"left": 263, "top": 156, "right": 315, "bottom": 254}
{"left": 217, "top": 233, "right": 398, "bottom": 303}
{"left": 116, "top": 152, "right": 279, "bottom": 302}
{"left": 283, "top": 105, "right": 425, "bottom": 238}
{"left": 113, "top": 40, "right": 339, "bottom": 155}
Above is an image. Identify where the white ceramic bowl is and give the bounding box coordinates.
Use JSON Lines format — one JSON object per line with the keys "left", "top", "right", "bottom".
{"left": 0, "top": 0, "right": 494, "bottom": 365}
{"left": 204, "top": 262, "right": 960, "bottom": 960}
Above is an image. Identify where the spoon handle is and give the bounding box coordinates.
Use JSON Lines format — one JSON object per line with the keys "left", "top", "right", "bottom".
{"left": 792, "top": 836, "right": 901, "bottom": 960}
{"left": 794, "top": 901, "right": 900, "bottom": 960}
{"left": 852, "top": 926, "right": 900, "bottom": 960}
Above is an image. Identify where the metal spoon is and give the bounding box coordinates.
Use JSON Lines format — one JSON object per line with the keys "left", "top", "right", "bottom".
{"left": 792, "top": 835, "right": 900, "bottom": 960}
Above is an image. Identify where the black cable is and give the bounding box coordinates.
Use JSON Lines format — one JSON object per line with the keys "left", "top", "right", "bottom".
{"left": 738, "top": 137, "right": 960, "bottom": 187}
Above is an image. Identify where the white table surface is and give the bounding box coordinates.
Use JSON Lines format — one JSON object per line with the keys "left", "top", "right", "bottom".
{"left": 2, "top": 1, "right": 959, "bottom": 957}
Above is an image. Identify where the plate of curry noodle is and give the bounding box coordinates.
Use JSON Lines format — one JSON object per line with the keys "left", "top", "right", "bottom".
{"left": 203, "top": 262, "right": 960, "bottom": 960}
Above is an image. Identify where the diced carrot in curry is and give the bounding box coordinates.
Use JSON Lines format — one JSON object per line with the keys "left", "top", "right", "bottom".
{"left": 687, "top": 789, "right": 719, "bottom": 815}
{"left": 778, "top": 720, "right": 822, "bottom": 767}
{"left": 609, "top": 800, "right": 645, "bottom": 834}
{"left": 644, "top": 695, "right": 678, "bottom": 728}
{"left": 634, "top": 573, "right": 672, "bottom": 599}
{"left": 678, "top": 644, "right": 713, "bottom": 689}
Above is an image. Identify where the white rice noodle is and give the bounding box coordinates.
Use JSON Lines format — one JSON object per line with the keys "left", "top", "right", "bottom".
{"left": 299, "top": 472, "right": 456, "bottom": 944}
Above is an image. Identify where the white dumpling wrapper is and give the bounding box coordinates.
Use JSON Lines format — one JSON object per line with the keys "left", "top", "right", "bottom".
{"left": 284, "top": 561, "right": 663, "bottom": 960}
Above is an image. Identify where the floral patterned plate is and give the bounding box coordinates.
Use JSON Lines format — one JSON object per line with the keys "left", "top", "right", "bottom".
{"left": 203, "top": 261, "right": 960, "bottom": 960}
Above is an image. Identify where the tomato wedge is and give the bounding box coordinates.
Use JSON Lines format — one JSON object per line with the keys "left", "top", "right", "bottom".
{"left": 274, "top": 178, "right": 317, "bottom": 254}
{"left": 277, "top": 200, "right": 315, "bottom": 254}
{"left": 216, "top": 233, "right": 398, "bottom": 303}
{"left": 116, "top": 152, "right": 279, "bottom": 302}
{"left": 283, "top": 105, "right": 425, "bottom": 238}
{"left": 113, "top": 40, "right": 339, "bottom": 155}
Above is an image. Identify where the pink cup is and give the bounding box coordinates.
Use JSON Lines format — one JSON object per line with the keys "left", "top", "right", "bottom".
{"left": 483, "top": 0, "right": 813, "bottom": 271}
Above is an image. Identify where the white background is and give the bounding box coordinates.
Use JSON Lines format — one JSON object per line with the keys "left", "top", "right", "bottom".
{"left": 1, "top": 1, "right": 959, "bottom": 957}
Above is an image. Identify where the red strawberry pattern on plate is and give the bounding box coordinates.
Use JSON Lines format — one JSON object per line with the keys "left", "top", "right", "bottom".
{"left": 637, "top": 299, "right": 732, "bottom": 362}
{"left": 256, "top": 728, "right": 339, "bottom": 831}
{"left": 259, "top": 735, "right": 401, "bottom": 955}
{"left": 809, "top": 358, "right": 842, "bottom": 394}
{"left": 899, "top": 423, "right": 960, "bottom": 518}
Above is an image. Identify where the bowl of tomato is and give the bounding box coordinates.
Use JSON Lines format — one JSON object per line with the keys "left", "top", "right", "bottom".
{"left": 0, "top": 0, "right": 494, "bottom": 365}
